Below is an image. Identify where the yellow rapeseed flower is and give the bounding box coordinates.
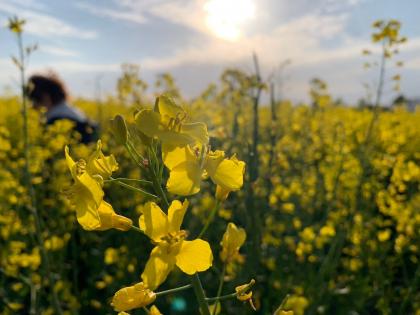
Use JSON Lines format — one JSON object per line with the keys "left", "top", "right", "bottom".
{"left": 7, "top": 16, "right": 25, "bottom": 34}
{"left": 220, "top": 222, "right": 246, "bottom": 264}
{"left": 65, "top": 145, "right": 132, "bottom": 231}
{"left": 86, "top": 140, "right": 118, "bottom": 179}
{"left": 235, "top": 279, "right": 256, "bottom": 310}
{"left": 135, "top": 95, "right": 208, "bottom": 146}
{"left": 111, "top": 282, "right": 156, "bottom": 312}
{"left": 139, "top": 200, "right": 213, "bottom": 290}
{"left": 163, "top": 145, "right": 245, "bottom": 196}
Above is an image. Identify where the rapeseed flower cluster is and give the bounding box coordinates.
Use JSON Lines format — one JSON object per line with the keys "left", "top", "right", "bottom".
{"left": 64, "top": 95, "right": 249, "bottom": 314}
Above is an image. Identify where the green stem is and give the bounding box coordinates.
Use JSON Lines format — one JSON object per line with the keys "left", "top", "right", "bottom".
{"left": 127, "top": 141, "right": 146, "bottom": 161}
{"left": 273, "top": 294, "right": 290, "bottom": 314}
{"left": 206, "top": 279, "right": 255, "bottom": 303}
{"left": 15, "top": 30, "right": 63, "bottom": 315}
{"left": 105, "top": 177, "right": 152, "bottom": 185}
{"left": 151, "top": 176, "right": 170, "bottom": 210}
{"left": 206, "top": 292, "right": 237, "bottom": 303}
{"left": 198, "top": 201, "right": 221, "bottom": 238}
{"left": 191, "top": 274, "right": 210, "bottom": 315}
{"left": 155, "top": 284, "right": 192, "bottom": 297}
{"left": 130, "top": 225, "right": 144, "bottom": 234}
{"left": 112, "top": 178, "right": 159, "bottom": 199}
{"left": 212, "top": 264, "right": 226, "bottom": 315}
{"left": 146, "top": 144, "right": 170, "bottom": 210}
{"left": 124, "top": 143, "right": 145, "bottom": 169}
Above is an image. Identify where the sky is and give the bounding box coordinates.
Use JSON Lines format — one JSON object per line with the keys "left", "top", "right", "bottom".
{"left": 0, "top": 0, "right": 420, "bottom": 104}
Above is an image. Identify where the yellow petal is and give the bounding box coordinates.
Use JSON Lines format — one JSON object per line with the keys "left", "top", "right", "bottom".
{"left": 163, "top": 145, "right": 197, "bottom": 170}
{"left": 111, "top": 282, "right": 156, "bottom": 312}
{"left": 65, "top": 146, "right": 78, "bottom": 180}
{"left": 139, "top": 202, "right": 168, "bottom": 242}
{"left": 215, "top": 185, "right": 230, "bottom": 201}
{"left": 163, "top": 145, "right": 202, "bottom": 195}
{"left": 220, "top": 223, "right": 246, "bottom": 263}
{"left": 204, "top": 150, "right": 225, "bottom": 176}
{"left": 181, "top": 122, "right": 209, "bottom": 145}
{"left": 87, "top": 140, "right": 118, "bottom": 179}
{"left": 158, "top": 130, "right": 195, "bottom": 147}
{"left": 155, "top": 94, "right": 183, "bottom": 121}
{"left": 135, "top": 109, "right": 162, "bottom": 138}
{"left": 168, "top": 200, "right": 189, "bottom": 233}
{"left": 97, "top": 201, "right": 132, "bottom": 231}
{"left": 70, "top": 172, "right": 103, "bottom": 231}
{"left": 149, "top": 305, "right": 163, "bottom": 315}
{"left": 166, "top": 162, "right": 202, "bottom": 196}
{"left": 136, "top": 108, "right": 196, "bottom": 146}
{"left": 235, "top": 279, "right": 256, "bottom": 310}
{"left": 208, "top": 155, "right": 245, "bottom": 191}
{"left": 141, "top": 245, "right": 176, "bottom": 290}
{"left": 175, "top": 239, "right": 213, "bottom": 275}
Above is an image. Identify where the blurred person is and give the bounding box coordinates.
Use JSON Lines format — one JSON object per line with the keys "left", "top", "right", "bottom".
{"left": 27, "top": 73, "right": 98, "bottom": 143}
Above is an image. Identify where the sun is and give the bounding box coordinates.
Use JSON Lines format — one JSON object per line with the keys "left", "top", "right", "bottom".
{"left": 204, "top": 0, "right": 256, "bottom": 41}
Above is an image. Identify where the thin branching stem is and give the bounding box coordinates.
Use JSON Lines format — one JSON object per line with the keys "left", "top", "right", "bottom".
{"left": 212, "top": 263, "right": 226, "bottom": 315}
{"left": 104, "top": 177, "right": 152, "bottom": 185}
{"left": 110, "top": 178, "right": 159, "bottom": 199}
{"left": 155, "top": 284, "right": 192, "bottom": 297}
{"left": 198, "top": 200, "right": 221, "bottom": 238}
{"left": 14, "top": 27, "right": 63, "bottom": 315}
{"left": 191, "top": 274, "right": 210, "bottom": 315}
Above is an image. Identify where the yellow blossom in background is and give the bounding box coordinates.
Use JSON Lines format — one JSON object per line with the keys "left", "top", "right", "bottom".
{"left": 220, "top": 222, "right": 246, "bottom": 264}
{"left": 111, "top": 282, "right": 156, "bottom": 312}
{"left": 284, "top": 295, "right": 309, "bottom": 315}
{"left": 378, "top": 229, "right": 391, "bottom": 242}
{"left": 104, "top": 247, "right": 119, "bottom": 265}
{"left": 136, "top": 95, "right": 209, "bottom": 146}
{"left": 139, "top": 200, "right": 213, "bottom": 289}
{"left": 7, "top": 16, "right": 25, "bottom": 34}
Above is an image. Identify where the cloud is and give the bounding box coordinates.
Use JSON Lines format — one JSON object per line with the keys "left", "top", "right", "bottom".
{"left": 30, "top": 61, "right": 120, "bottom": 73}
{"left": 77, "top": 0, "right": 227, "bottom": 37}
{"left": 0, "top": 0, "right": 97, "bottom": 39}
{"left": 139, "top": 12, "right": 353, "bottom": 70}
{"left": 39, "top": 45, "right": 80, "bottom": 57}
{"left": 75, "top": 1, "right": 148, "bottom": 24}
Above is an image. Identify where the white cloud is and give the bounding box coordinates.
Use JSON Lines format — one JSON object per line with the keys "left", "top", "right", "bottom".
{"left": 75, "top": 2, "right": 148, "bottom": 24}
{"left": 139, "top": 12, "right": 353, "bottom": 70}
{"left": 0, "top": 0, "right": 97, "bottom": 39}
{"left": 30, "top": 61, "right": 120, "bottom": 73}
{"left": 39, "top": 45, "right": 80, "bottom": 57}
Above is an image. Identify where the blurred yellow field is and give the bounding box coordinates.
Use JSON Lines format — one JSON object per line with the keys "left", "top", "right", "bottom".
{"left": 1, "top": 3, "right": 420, "bottom": 315}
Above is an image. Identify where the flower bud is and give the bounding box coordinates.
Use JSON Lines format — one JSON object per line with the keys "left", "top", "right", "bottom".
{"left": 112, "top": 214, "right": 133, "bottom": 231}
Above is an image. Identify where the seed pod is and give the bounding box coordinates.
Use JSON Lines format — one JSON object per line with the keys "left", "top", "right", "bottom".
{"left": 110, "top": 115, "right": 128, "bottom": 145}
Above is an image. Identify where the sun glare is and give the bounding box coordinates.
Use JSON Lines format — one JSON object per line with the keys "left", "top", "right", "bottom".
{"left": 204, "top": 0, "right": 256, "bottom": 41}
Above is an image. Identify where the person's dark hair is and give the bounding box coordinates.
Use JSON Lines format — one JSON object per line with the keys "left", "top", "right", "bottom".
{"left": 28, "top": 73, "right": 68, "bottom": 105}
